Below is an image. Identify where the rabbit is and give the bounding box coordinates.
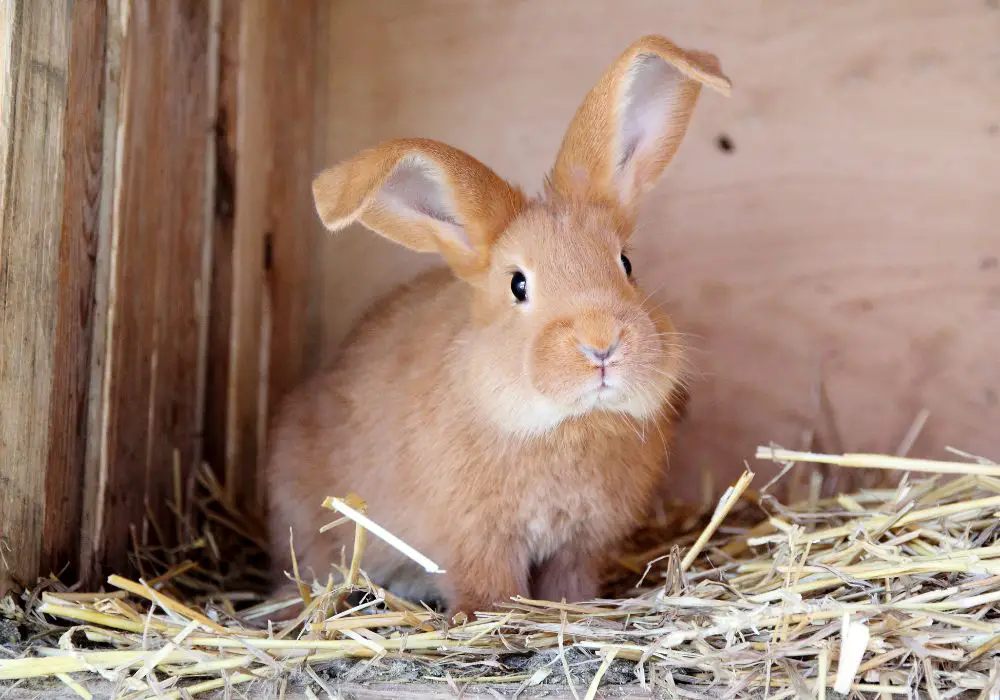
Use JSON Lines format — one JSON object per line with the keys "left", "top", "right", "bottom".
{"left": 266, "top": 35, "right": 731, "bottom": 618}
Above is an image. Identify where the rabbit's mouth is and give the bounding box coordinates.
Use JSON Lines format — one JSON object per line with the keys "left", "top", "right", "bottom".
{"left": 575, "top": 372, "right": 627, "bottom": 409}
{"left": 570, "top": 345, "right": 683, "bottom": 420}
{"left": 596, "top": 365, "right": 622, "bottom": 393}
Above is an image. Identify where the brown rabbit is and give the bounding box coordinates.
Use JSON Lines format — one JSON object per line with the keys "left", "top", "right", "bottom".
{"left": 267, "top": 35, "right": 730, "bottom": 617}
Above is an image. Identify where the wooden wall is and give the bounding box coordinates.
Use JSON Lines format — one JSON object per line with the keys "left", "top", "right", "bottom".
{"left": 315, "top": 0, "right": 1000, "bottom": 499}
{"left": 0, "top": 0, "right": 328, "bottom": 593}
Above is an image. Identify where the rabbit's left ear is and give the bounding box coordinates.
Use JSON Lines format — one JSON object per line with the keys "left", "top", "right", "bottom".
{"left": 547, "top": 35, "right": 731, "bottom": 227}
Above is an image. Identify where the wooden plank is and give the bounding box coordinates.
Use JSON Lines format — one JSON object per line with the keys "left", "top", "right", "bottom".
{"left": 87, "top": 0, "right": 213, "bottom": 578}
{"left": 265, "top": 0, "right": 328, "bottom": 409}
{"left": 225, "top": 0, "right": 271, "bottom": 509}
{"left": 223, "top": 0, "right": 329, "bottom": 511}
{"left": 143, "top": 0, "right": 214, "bottom": 554}
{"left": 79, "top": 0, "right": 127, "bottom": 587}
{"left": 40, "top": 0, "right": 110, "bottom": 584}
{"left": 192, "top": 0, "right": 223, "bottom": 482}
{"left": 201, "top": 0, "right": 239, "bottom": 497}
{"left": 0, "top": 0, "right": 71, "bottom": 592}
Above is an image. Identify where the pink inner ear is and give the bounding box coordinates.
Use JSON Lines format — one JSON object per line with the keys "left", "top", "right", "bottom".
{"left": 381, "top": 156, "right": 473, "bottom": 250}
{"left": 615, "top": 54, "right": 683, "bottom": 197}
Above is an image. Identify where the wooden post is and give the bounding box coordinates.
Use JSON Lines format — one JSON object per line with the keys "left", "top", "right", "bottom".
{"left": 0, "top": 0, "right": 71, "bottom": 593}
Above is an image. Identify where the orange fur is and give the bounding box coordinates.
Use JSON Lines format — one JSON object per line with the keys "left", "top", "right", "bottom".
{"left": 266, "top": 35, "right": 730, "bottom": 617}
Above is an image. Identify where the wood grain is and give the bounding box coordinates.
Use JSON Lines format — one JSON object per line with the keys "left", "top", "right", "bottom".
{"left": 78, "top": 0, "right": 126, "bottom": 587}
{"left": 265, "top": 0, "right": 327, "bottom": 415}
{"left": 225, "top": 0, "right": 270, "bottom": 509}
{"left": 224, "top": 0, "right": 328, "bottom": 510}
{"left": 202, "top": 0, "right": 239, "bottom": 498}
{"left": 318, "top": 0, "right": 1000, "bottom": 498}
{"left": 40, "top": 0, "right": 109, "bottom": 584}
{"left": 0, "top": 0, "right": 71, "bottom": 592}
{"left": 86, "top": 0, "right": 213, "bottom": 578}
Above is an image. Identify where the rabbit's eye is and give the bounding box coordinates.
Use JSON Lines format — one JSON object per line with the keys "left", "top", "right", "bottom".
{"left": 511, "top": 271, "right": 528, "bottom": 303}
{"left": 620, "top": 253, "right": 633, "bottom": 277}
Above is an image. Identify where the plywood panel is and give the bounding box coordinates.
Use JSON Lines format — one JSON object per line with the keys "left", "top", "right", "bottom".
{"left": 318, "top": 1, "right": 1000, "bottom": 499}
{"left": 0, "top": 0, "right": 70, "bottom": 592}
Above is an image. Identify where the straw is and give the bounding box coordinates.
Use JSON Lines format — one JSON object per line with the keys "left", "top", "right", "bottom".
{"left": 757, "top": 446, "right": 1000, "bottom": 477}
{"left": 2, "top": 447, "right": 998, "bottom": 698}
{"left": 583, "top": 648, "right": 618, "bottom": 700}
{"left": 833, "top": 613, "right": 870, "bottom": 694}
{"left": 321, "top": 496, "right": 445, "bottom": 574}
{"left": 680, "top": 468, "right": 754, "bottom": 571}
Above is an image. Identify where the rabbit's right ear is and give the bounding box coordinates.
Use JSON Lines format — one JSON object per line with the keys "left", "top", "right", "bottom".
{"left": 312, "top": 138, "right": 526, "bottom": 279}
{"left": 548, "top": 35, "right": 731, "bottom": 229}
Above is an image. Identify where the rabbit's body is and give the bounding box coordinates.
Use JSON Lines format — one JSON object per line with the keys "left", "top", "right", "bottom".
{"left": 268, "top": 262, "right": 675, "bottom": 611}
{"left": 267, "top": 35, "right": 730, "bottom": 617}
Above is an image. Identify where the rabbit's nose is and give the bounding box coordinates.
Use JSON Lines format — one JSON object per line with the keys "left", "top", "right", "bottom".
{"left": 574, "top": 310, "right": 621, "bottom": 364}
{"left": 578, "top": 338, "right": 621, "bottom": 365}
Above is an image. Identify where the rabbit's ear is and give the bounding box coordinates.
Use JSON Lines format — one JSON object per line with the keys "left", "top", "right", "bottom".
{"left": 312, "top": 138, "right": 526, "bottom": 278}
{"left": 548, "top": 35, "right": 731, "bottom": 227}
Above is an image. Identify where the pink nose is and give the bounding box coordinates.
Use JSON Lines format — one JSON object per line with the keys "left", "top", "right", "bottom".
{"left": 579, "top": 338, "right": 620, "bottom": 365}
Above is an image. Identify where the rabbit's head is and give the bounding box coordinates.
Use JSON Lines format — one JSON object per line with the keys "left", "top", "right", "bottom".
{"left": 313, "top": 36, "right": 730, "bottom": 435}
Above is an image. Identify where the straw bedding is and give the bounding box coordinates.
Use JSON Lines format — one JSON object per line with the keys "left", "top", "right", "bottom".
{"left": 2, "top": 446, "right": 1000, "bottom": 699}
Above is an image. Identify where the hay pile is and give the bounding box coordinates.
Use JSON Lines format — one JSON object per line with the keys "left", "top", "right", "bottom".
{"left": 2, "top": 447, "right": 1000, "bottom": 699}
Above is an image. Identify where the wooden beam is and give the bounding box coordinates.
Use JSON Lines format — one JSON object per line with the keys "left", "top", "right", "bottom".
{"left": 0, "top": 0, "right": 71, "bottom": 593}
